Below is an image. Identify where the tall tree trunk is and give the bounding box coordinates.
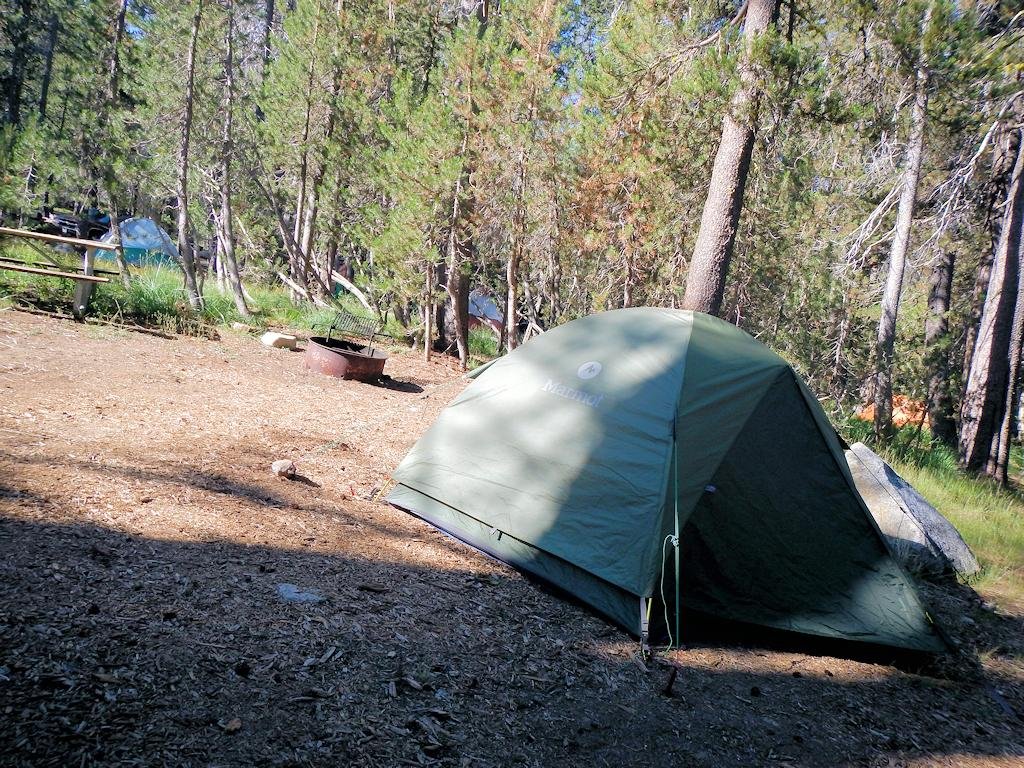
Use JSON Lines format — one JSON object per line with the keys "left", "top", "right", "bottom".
{"left": 447, "top": 154, "right": 473, "bottom": 370}
{"left": 213, "top": 230, "right": 226, "bottom": 291}
{"left": 507, "top": 141, "right": 527, "bottom": 352}
{"left": 446, "top": 119, "right": 474, "bottom": 367}
{"left": 176, "top": 0, "right": 204, "bottom": 310}
{"left": 316, "top": 164, "right": 347, "bottom": 299}
{"left": 423, "top": 262, "right": 433, "bottom": 361}
{"left": 925, "top": 250, "right": 956, "bottom": 446}
{"left": 962, "top": 249, "right": 994, "bottom": 385}
{"left": 443, "top": 0, "right": 490, "bottom": 369}
{"left": 622, "top": 230, "right": 636, "bottom": 308}
{"left": 299, "top": 2, "right": 345, "bottom": 289}
{"left": 106, "top": 0, "right": 128, "bottom": 104}
{"left": 25, "top": 11, "right": 60, "bottom": 204}
{"left": 3, "top": 0, "right": 35, "bottom": 125}
{"left": 960, "top": 127, "right": 1024, "bottom": 472}
{"left": 681, "top": 0, "right": 779, "bottom": 316}
{"left": 103, "top": 0, "right": 132, "bottom": 287}
{"left": 505, "top": 0, "right": 553, "bottom": 352}
{"left": 255, "top": 0, "right": 274, "bottom": 121}
{"left": 446, "top": 267, "right": 471, "bottom": 368}
{"left": 420, "top": 3, "right": 440, "bottom": 97}
{"left": 38, "top": 13, "right": 59, "bottom": 121}
{"left": 991, "top": 245, "right": 1024, "bottom": 485}
{"left": 872, "top": 4, "right": 932, "bottom": 441}
{"left": 321, "top": 236, "right": 337, "bottom": 296}
{"left": 218, "top": 0, "right": 251, "bottom": 318}
{"left": 299, "top": 180, "right": 321, "bottom": 282}
{"left": 433, "top": 260, "right": 448, "bottom": 353}
{"left": 506, "top": 243, "right": 520, "bottom": 350}
{"left": 262, "top": 0, "right": 275, "bottom": 70}
{"left": 290, "top": 7, "right": 322, "bottom": 297}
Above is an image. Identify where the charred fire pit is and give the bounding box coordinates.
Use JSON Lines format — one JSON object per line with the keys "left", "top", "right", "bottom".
{"left": 304, "top": 336, "right": 387, "bottom": 381}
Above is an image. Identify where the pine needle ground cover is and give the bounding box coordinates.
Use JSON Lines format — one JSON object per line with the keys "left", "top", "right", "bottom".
{"left": 0, "top": 312, "right": 1020, "bottom": 766}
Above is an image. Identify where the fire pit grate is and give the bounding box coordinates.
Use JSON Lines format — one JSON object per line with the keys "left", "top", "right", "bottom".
{"left": 322, "top": 309, "right": 380, "bottom": 355}
{"left": 304, "top": 308, "right": 388, "bottom": 382}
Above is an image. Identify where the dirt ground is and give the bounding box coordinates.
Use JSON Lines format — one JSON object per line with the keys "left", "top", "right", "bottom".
{"left": 0, "top": 310, "right": 1021, "bottom": 768}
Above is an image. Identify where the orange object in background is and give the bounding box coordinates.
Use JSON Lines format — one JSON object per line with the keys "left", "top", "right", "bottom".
{"left": 856, "top": 395, "right": 930, "bottom": 428}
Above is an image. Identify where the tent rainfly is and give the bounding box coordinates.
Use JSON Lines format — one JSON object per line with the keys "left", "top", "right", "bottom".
{"left": 100, "top": 217, "right": 180, "bottom": 264}
{"left": 388, "top": 309, "right": 945, "bottom": 653}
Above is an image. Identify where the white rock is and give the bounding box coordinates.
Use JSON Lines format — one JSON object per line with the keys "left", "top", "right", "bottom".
{"left": 260, "top": 331, "right": 297, "bottom": 350}
{"left": 276, "top": 583, "right": 324, "bottom": 603}
{"left": 271, "top": 459, "right": 297, "bottom": 479}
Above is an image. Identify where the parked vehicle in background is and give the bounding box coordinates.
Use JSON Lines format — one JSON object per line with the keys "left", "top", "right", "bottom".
{"left": 39, "top": 206, "right": 111, "bottom": 241}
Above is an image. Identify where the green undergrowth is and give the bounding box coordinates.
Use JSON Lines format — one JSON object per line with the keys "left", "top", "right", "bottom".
{"left": 841, "top": 419, "right": 1024, "bottom": 608}
{"left": 469, "top": 325, "right": 500, "bottom": 360}
{"left": 0, "top": 247, "right": 399, "bottom": 340}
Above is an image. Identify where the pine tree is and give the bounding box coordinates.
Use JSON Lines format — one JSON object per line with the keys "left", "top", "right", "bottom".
{"left": 683, "top": 0, "right": 780, "bottom": 316}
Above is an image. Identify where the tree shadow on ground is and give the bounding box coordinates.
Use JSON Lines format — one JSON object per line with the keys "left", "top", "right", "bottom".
{"left": 373, "top": 374, "right": 426, "bottom": 394}
{"left": 0, "top": 512, "right": 1021, "bottom": 768}
{"left": 0, "top": 451, "right": 295, "bottom": 509}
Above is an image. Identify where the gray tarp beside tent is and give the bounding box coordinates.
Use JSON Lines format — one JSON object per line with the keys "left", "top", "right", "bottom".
{"left": 845, "top": 441, "right": 980, "bottom": 577}
{"left": 388, "top": 309, "right": 944, "bottom": 653}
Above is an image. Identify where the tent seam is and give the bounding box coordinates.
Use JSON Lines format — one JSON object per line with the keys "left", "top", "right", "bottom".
{"left": 673, "top": 366, "right": 791, "bottom": 531}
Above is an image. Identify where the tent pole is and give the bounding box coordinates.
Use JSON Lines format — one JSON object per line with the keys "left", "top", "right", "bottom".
{"left": 639, "top": 597, "right": 650, "bottom": 659}
{"left": 673, "top": 430, "right": 681, "bottom": 648}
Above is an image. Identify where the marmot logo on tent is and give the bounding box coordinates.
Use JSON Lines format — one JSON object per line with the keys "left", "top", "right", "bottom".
{"left": 577, "top": 361, "right": 602, "bottom": 380}
{"left": 541, "top": 379, "right": 604, "bottom": 408}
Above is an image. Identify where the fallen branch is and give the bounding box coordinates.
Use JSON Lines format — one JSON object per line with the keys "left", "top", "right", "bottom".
{"left": 331, "top": 269, "right": 376, "bottom": 316}
{"left": 839, "top": 182, "right": 901, "bottom": 273}
{"left": 272, "top": 269, "right": 336, "bottom": 311}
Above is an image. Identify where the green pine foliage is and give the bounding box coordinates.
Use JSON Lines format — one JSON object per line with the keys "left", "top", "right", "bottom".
{"left": 0, "top": 1, "right": 1021, "bottom": 465}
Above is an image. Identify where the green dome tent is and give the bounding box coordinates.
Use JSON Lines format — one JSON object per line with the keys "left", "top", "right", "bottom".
{"left": 388, "top": 308, "right": 944, "bottom": 653}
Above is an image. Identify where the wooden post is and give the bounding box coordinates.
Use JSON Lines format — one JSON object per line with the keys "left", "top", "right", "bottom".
{"left": 72, "top": 247, "right": 97, "bottom": 321}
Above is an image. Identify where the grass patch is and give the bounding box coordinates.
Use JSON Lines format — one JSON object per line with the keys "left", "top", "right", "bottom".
{"left": 1, "top": 261, "right": 231, "bottom": 334}
{"left": 469, "top": 325, "right": 500, "bottom": 360}
{"left": 898, "top": 463, "right": 1024, "bottom": 607}
{"left": 0, "top": 245, "right": 394, "bottom": 340}
{"left": 841, "top": 418, "right": 1024, "bottom": 608}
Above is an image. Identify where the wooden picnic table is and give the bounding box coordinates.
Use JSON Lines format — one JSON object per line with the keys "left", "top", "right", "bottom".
{"left": 0, "top": 225, "right": 115, "bottom": 320}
